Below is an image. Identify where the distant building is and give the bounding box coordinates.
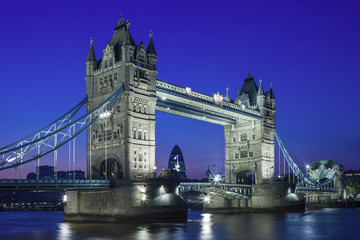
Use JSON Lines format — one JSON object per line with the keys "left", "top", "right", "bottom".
{"left": 158, "top": 169, "right": 179, "bottom": 179}
{"left": 344, "top": 170, "right": 360, "bottom": 177}
{"left": 26, "top": 165, "right": 85, "bottom": 180}
{"left": 168, "top": 145, "right": 187, "bottom": 180}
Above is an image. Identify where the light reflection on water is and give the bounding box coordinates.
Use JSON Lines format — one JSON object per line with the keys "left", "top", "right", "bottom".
{"left": 1, "top": 208, "right": 360, "bottom": 240}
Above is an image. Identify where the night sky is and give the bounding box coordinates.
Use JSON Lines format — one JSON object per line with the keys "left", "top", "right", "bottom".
{"left": 0, "top": 0, "right": 359, "bottom": 179}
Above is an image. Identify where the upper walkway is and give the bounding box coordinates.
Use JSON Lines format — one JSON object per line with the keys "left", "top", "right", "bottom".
{"left": 156, "top": 80, "right": 262, "bottom": 125}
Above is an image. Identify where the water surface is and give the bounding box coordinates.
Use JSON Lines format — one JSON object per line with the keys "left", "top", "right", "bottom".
{"left": 0, "top": 208, "right": 359, "bottom": 240}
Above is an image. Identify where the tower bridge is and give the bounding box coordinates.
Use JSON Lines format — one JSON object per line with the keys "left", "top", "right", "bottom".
{"left": 0, "top": 15, "right": 343, "bottom": 221}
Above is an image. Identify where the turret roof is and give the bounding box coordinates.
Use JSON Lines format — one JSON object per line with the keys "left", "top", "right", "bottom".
{"left": 239, "top": 71, "right": 258, "bottom": 106}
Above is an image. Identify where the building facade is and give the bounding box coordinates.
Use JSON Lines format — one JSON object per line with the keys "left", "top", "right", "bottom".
{"left": 168, "top": 145, "right": 187, "bottom": 180}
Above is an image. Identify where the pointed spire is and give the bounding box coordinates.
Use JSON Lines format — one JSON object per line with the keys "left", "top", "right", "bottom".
{"left": 225, "top": 86, "right": 230, "bottom": 101}
{"left": 257, "top": 78, "right": 264, "bottom": 96}
{"left": 269, "top": 82, "right": 275, "bottom": 99}
{"left": 147, "top": 29, "right": 157, "bottom": 55}
{"left": 123, "top": 27, "right": 135, "bottom": 46}
{"left": 86, "top": 37, "right": 96, "bottom": 61}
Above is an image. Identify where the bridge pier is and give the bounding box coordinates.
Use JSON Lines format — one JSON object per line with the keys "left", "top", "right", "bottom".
{"left": 204, "top": 183, "right": 305, "bottom": 213}
{"left": 64, "top": 179, "right": 187, "bottom": 222}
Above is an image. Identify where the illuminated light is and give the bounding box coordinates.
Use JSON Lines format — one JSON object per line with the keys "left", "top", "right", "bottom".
{"left": 100, "top": 111, "right": 111, "bottom": 119}
{"left": 185, "top": 87, "right": 192, "bottom": 95}
{"left": 153, "top": 166, "right": 157, "bottom": 170}
{"left": 167, "top": 107, "right": 170, "bottom": 110}
{"left": 306, "top": 164, "right": 310, "bottom": 169}
{"left": 142, "top": 194, "right": 146, "bottom": 201}
{"left": 204, "top": 196, "right": 210, "bottom": 203}
{"left": 162, "top": 96, "right": 166, "bottom": 100}
{"left": 63, "top": 194, "right": 67, "bottom": 202}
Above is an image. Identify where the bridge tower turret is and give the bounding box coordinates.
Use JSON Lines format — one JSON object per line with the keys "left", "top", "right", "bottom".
{"left": 224, "top": 73, "right": 275, "bottom": 184}
{"left": 85, "top": 15, "right": 157, "bottom": 180}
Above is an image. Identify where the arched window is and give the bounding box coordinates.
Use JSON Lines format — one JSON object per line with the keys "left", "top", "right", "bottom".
{"left": 241, "top": 133, "right": 247, "bottom": 141}
{"left": 138, "top": 131, "right": 142, "bottom": 139}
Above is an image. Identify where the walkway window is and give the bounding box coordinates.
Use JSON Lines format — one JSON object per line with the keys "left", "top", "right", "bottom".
{"left": 240, "top": 151, "right": 248, "bottom": 158}
{"left": 235, "top": 153, "right": 239, "bottom": 159}
{"left": 249, "top": 152, "right": 253, "bottom": 157}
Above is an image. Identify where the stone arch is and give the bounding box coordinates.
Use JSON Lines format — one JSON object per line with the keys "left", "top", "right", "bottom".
{"left": 236, "top": 170, "right": 256, "bottom": 184}
{"left": 99, "top": 154, "right": 123, "bottom": 179}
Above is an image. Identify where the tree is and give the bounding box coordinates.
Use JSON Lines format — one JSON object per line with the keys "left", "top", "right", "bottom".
{"left": 345, "top": 176, "right": 360, "bottom": 199}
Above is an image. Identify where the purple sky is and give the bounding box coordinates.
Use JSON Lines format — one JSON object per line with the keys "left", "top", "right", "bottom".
{"left": 0, "top": 0, "right": 359, "bottom": 179}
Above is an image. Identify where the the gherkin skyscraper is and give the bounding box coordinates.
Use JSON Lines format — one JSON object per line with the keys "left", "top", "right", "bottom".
{"left": 168, "top": 145, "right": 187, "bottom": 180}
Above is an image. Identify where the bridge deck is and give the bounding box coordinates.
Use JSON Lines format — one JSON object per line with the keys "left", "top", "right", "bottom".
{"left": 0, "top": 179, "right": 112, "bottom": 191}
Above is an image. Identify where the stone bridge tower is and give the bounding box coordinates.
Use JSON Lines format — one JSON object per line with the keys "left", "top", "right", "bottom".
{"left": 85, "top": 16, "right": 157, "bottom": 179}
{"left": 224, "top": 73, "right": 276, "bottom": 184}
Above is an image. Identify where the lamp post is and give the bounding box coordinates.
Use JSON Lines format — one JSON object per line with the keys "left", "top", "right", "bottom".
{"left": 100, "top": 111, "right": 111, "bottom": 180}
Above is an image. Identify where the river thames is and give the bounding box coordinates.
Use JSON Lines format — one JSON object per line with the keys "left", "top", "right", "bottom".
{"left": 1, "top": 208, "right": 359, "bottom": 240}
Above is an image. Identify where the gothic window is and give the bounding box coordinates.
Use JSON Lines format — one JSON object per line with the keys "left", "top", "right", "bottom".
{"left": 99, "top": 78, "right": 103, "bottom": 87}
{"left": 249, "top": 152, "right": 254, "bottom": 158}
{"left": 138, "top": 131, "right": 142, "bottom": 139}
{"left": 113, "top": 128, "right": 119, "bottom": 140}
{"left": 241, "top": 133, "right": 247, "bottom": 142}
{"left": 235, "top": 153, "right": 239, "bottom": 159}
{"left": 240, "top": 151, "right": 248, "bottom": 158}
{"left": 117, "top": 105, "right": 121, "bottom": 113}
{"left": 139, "top": 70, "right": 146, "bottom": 79}
{"left": 144, "top": 158, "right": 146, "bottom": 162}
{"left": 143, "top": 132, "right": 147, "bottom": 140}
{"left": 138, "top": 155, "right": 143, "bottom": 162}
{"left": 144, "top": 164, "right": 147, "bottom": 169}
{"left": 133, "top": 163, "right": 137, "bottom": 168}
{"left": 104, "top": 129, "right": 112, "bottom": 141}
{"left": 104, "top": 60, "right": 108, "bottom": 69}
{"left": 252, "top": 134, "right": 255, "bottom": 140}
{"left": 104, "top": 76, "right": 108, "bottom": 86}
{"left": 109, "top": 59, "right": 113, "bottom": 67}
{"left": 109, "top": 75, "right": 113, "bottom": 86}
{"left": 134, "top": 150, "right": 137, "bottom": 155}
{"left": 114, "top": 73, "right": 118, "bottom": 81}
{"left": 144, "top": 106, "right": 147, "bottom": 114}
{"left": 139, "top": 164, "right": 143, "bottom": 169}
{"left": 133, "top": 130, "right": 136, "bottom": 138}
{"left": 233, "top": 137, "right": 236, "bottom": 143}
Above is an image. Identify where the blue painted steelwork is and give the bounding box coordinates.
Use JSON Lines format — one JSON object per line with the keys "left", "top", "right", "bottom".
{"left": 0, "top": 85, "right": 124, "bottom": 170}
{"left": 0, "top": 179, "right": 111, "bottom": 191}
{"left": 275, "top": 132, "right": 337, "bottom": 187}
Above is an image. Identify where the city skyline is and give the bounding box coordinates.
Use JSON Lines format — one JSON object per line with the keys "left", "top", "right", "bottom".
{"left": 0, "top": 0, "right": 359, "bottom": 179}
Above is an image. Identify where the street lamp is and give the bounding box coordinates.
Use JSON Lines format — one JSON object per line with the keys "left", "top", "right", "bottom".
{"left": 100, "top": 110, "right": 111, "bottom": 180}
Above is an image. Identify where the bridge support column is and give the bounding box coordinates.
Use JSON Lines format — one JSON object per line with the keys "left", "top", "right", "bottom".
{"left": 204, "top": 183, "right": 304, "bottom": 213}
{"left": 64, "top": 178, "right": 187, "bottom": 222}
